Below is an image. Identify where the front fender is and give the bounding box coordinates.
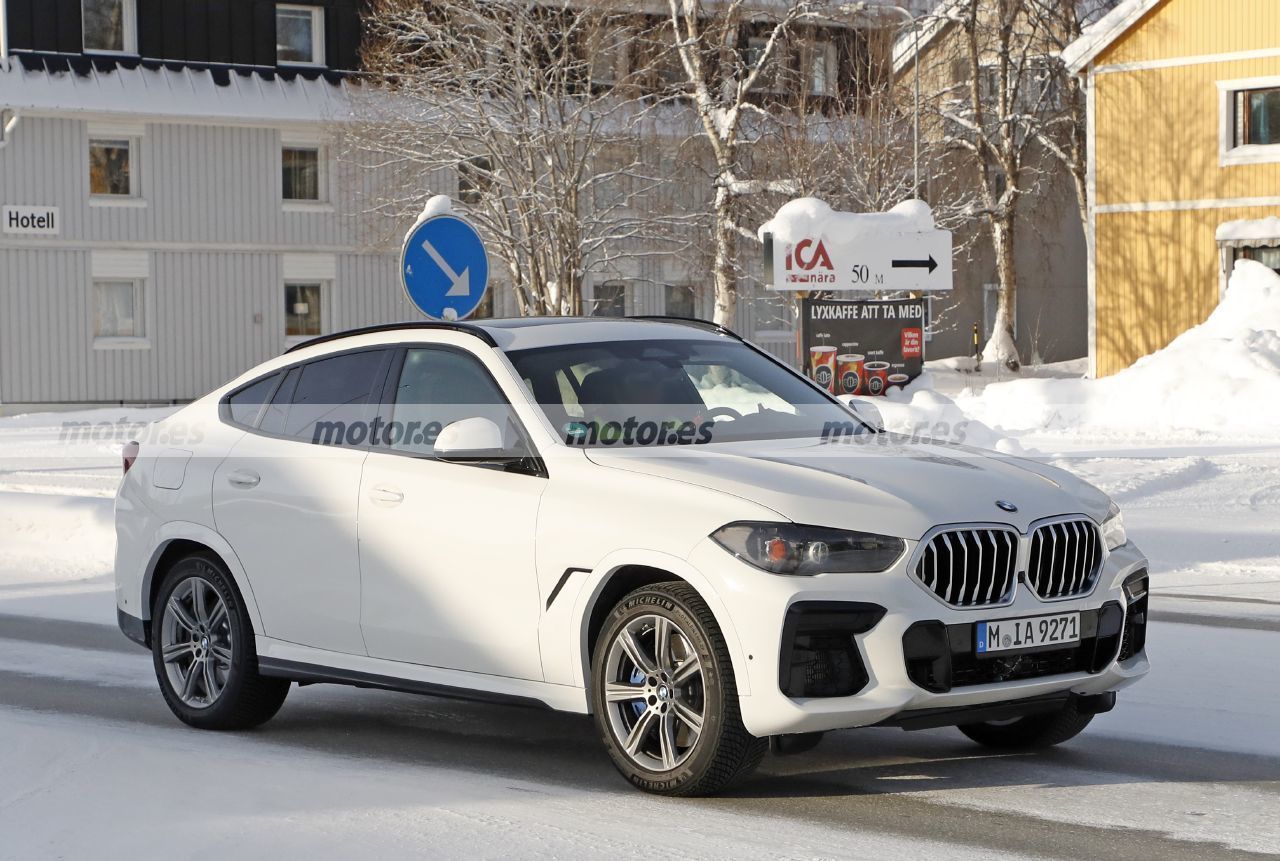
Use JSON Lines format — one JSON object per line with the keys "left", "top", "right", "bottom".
{"left": 564, "top": 548, "right": 752, "bottom": 700}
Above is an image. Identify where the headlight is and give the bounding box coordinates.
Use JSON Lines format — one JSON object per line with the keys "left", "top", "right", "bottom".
{"left": 1102, "top": 502, "right": 1127, "bottom": 550}
{"left": 711, "top": 522, "right": 905, "bottom": 575}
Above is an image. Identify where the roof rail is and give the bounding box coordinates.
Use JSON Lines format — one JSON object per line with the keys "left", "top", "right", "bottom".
{"left": 283, "top": 321, "right": 498, "bottom": 354}
{"left": 625, "top": 315, "right": 743, "bottom": 340}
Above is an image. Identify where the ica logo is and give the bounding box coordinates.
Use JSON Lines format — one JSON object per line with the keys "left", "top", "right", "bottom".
{"left": 787, "top": 238, "right": 834, "bottom": 271}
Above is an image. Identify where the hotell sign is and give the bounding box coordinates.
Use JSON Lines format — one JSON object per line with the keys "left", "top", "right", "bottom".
{"left": 3, "top": 205, "right": 61, "bottom": 236}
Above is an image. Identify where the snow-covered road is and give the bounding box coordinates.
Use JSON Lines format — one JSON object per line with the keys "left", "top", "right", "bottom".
{"left": 1, "top": 408, "right": 1278, "bottom": 859}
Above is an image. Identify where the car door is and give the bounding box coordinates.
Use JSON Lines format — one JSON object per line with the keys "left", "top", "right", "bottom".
{"left": 358, "top": 344, "right": 547, "bottom": 680}
{"left": 212, "top": 348, "right": 391, "bottom": 656}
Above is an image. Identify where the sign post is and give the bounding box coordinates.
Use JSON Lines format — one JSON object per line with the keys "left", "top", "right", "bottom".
{"left": 400, "top": 196, "right": 490, "bottom": 321}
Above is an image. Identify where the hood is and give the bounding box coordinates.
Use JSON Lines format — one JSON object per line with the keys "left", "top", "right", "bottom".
{"left": 583, "top": 434, "right": 1111, "bottom": 541}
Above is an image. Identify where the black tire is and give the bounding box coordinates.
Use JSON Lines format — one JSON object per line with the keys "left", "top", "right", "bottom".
{"left": 590, "top": 581, "right": 767, "bottom": 797}
{"left": 957, "top": 698, "right": 1095, "bottom": 750}
{"left": 151, "top": 553, "right": 290, "bottom": 730}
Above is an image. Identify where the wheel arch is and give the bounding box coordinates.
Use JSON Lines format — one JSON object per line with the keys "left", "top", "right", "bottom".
{"left": 572, "top": 551, "right": 752, "bottom": 701}
{"left": 141, "top": 523, "right": 265, "bottom": 637}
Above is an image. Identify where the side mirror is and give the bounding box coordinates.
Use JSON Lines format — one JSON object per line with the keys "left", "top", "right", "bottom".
{"left": 434, "top": 417, "right": 508, "bottom": 461}
{"left": 841, "top": 396, "right": 885, "bottom": 432}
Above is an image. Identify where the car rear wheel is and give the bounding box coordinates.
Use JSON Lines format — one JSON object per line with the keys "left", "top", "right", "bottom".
{"left": 957, "top": 698, "right": 1095, "bottom": 750}
{"left": 152, "top": 553, "right": 289, "bottom": 730}
{"left": 591, "top": 581, "right": 766, "bottom": 796}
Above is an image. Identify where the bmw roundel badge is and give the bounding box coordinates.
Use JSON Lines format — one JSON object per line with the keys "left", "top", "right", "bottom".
{"left": 995, "top": 500, "right": 1018, "bottom": 512}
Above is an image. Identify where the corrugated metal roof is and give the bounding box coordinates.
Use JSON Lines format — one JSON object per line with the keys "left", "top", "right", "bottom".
{"left": 0, "top": 53, "right": 355, "bottom": 122}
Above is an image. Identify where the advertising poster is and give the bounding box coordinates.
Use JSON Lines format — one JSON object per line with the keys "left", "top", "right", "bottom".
{"left": 800, "top": 297, "right": 925, "bottom": 397}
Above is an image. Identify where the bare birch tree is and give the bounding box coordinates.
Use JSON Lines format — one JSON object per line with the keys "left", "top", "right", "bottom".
{"left": 916, "top": 0, "right": 1072, "bottom": 370}
{"left": 345, "top": 0, "right": 676, "bottom": 316}
{"left": 657, "top": 1, "right": 833, "bottom": 327}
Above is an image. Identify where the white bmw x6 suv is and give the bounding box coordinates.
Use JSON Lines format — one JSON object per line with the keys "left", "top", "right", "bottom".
{"left": 115, "top": 317, "right": 1150, "bottom": 796}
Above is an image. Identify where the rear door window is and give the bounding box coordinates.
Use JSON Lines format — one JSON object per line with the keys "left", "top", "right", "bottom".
{"left": 260, "top": 350, "right": 389, "bottom": 446}
{"left": 224, "top": 373, "right": 280, "bottom": 428}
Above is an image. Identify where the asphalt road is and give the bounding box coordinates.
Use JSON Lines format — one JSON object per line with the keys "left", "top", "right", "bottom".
{"left": 0, "top": 611, "right": 1276, "bottom": 860}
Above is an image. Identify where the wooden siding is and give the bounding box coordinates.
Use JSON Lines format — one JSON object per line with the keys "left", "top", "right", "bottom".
{"left": 1094, "top": 55, "right": 1280, "bottom": 205}
{"left": 1088, "top": 0, "right": 1280, "bottom": 375}
{"left": 1098, "top": 0, "right": 1280, "bottom": 68}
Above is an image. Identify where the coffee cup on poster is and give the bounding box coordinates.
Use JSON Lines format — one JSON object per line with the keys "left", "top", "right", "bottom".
{"left": 863, "top": 361, "right": 891, "bottom": 396}
{"left": 810, "top": 346, "right": 838, "bottom": 392}
{"left": 887, "top": 373, "right": 910, "bottom": 392}
{"left": 836, "top": 353, "right": 865, "bottom": 395}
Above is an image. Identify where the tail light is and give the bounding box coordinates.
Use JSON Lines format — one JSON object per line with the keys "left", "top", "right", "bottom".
{"left": 122, "top": 440, "right": 140, "bottom": 475}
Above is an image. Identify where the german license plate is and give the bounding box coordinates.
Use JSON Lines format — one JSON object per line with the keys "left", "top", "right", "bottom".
{"left": 976, "top": 612, "right": 1080, "bottom": 655}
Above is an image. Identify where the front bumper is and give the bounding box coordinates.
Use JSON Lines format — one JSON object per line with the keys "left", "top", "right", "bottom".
{"left": 689, "top": 537, "right": 1151, "bottom": 737}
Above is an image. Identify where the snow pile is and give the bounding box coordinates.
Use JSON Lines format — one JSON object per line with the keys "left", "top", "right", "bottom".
{"left": 865, "top": 375, "right": 1026, "bottom": 453}
{"left": 1216, "top": 217, "right": 1280, "bottom": 244}
{"left": 957, "top": 260, "right": 1280, "bottom": 436}
{"left": 758, "top": 197, "right": 935, "bottom": 244}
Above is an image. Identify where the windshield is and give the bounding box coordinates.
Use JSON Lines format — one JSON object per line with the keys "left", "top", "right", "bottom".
{"left": 506, "top": 338, "right": 868, "bottom": 446}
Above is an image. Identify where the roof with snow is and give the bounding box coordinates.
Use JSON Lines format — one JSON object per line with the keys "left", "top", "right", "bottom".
{"left": 1061, "top": 0, "right": 1166, "bottom": 73}
{"left": 0, "top": 53, "right": 355, "bottom": 123}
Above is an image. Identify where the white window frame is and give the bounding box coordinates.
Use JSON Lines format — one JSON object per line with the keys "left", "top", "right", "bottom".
{"left": 983, "top": 282, "right": 1017, "bottom": 341}
{"left": 280, "top": 134, "right": 330, "bottom": 210}
{"left": 808, "top": 41, "right": 836, "bottom": 97}
{"left": 88, "top": 122, "right": 146, "bottom": 206}
{"left": 282, "top": 254, "right": 335, "bottom": 348}
{"left": 91, "top": 250, "right": 151, "bottom": 349}
{"left": 82, "top": 0, "right": 138, "bottom": 55}
{"left": 276, "top": 4, "right": 326, "bottom": 67}
{"left": 1218, "top": 75, "right": 1280, "bottom": 166}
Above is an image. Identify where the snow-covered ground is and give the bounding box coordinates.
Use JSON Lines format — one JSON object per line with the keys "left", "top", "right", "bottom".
{"left": 1, "top": 261, "right": 1279, "bottom": 857}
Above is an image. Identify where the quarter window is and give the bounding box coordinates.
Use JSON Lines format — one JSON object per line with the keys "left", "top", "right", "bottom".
{"left": 93, "top": 279, "right": 144, "bottom": 339}
{"left": 282, "top": 147, "right": 322, "bottom": 201}
{"left": 90, "top": 139, "right": 134, "bottom": 197}
{"left": 225, "top": 374, "right": 281, "bottom": 428}
{"left": 82, "top": 0, "right": 136, "bottom": 54}
{"left": 276, "top": 4, "right": 325, "bottom": 65}
{"left": 1235, "top": 88, "right": 1280, "bottom": 146}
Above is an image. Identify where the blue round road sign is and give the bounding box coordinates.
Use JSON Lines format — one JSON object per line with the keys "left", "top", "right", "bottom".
{"left": 400, "top": 215, "right": 490, "bottom": 321}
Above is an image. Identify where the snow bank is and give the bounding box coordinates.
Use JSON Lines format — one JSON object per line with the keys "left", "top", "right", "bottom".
{"left": 956, "top": 260, "right": 1280, "bottom": 436}
{"left": 758, "top": 198, "right": 935, "bottom": 244}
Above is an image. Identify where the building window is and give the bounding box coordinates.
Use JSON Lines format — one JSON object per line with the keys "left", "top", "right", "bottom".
{"left": 664, "top": 284, "right": 696, "bottom": 318}
{"left": 1236, "top": 245, "right": 1280, "bottom": 275}
{"left": 285, "top": 283, "right": 323, "bottom": 339}
{"left": 745, "top": 37, "right": 785, "bottom": 93}
{"left": 983, "top": 283, "right": 1017, "bottom": 340}
{"left": 282, "top": 146, "right": 322, "bottom": 201}
{"left": 458, "top": 157, "right": 492, "bottom": 205}
{"left": 89, "top": 138, "right": 134, "bottom": 197}
{"left": 808, "top": 41, "right": 836, "bottom": 97}
{"left": 82, "top": 0, "right": 136, "bottom": 54}
{"left": 276, "top": 4, "right": 325, "bottom": 66}
{"left": 1235, "top": 88, "right": 1280, "bottom": 146}
{"left": 94, "top": 279, "right": 145, "bottom": 340}
{"left": 593, "top": 281, "right": 627, "bottom": 317}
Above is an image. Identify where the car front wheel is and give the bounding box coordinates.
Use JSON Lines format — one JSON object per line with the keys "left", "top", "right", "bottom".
{"left": 591, "top": 581, "right": 766, "bottom": 796}
{"left": 152, "top": 553, "right": 290, "bottom": 730}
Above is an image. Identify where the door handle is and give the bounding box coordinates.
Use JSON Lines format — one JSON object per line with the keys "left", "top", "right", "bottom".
{"left": 369, "top": 485, "right": 404, "bottom": 506}
{"left": 226, "top": 469, "right": 260, "bottom": 489}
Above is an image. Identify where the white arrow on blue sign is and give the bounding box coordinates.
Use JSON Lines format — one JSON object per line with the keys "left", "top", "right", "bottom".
{"left": 400, "top": 214, "right": 490, "bottom": 321}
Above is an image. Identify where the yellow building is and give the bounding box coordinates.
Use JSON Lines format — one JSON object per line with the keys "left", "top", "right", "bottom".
{"left": 1065, "top": 0, "right": 1280, "bottom": 376}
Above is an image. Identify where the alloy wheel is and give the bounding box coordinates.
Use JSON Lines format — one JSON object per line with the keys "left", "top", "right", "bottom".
{"left": 602, "top": 614, "right": 706, "bottom": 772}
{"left": 159, "top": 575, "right": 234, "bottom": 709}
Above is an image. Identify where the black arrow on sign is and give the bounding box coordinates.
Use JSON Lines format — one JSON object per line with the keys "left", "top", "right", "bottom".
{"left": 891, "top": 255, "right": 938, "bottom": 274}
